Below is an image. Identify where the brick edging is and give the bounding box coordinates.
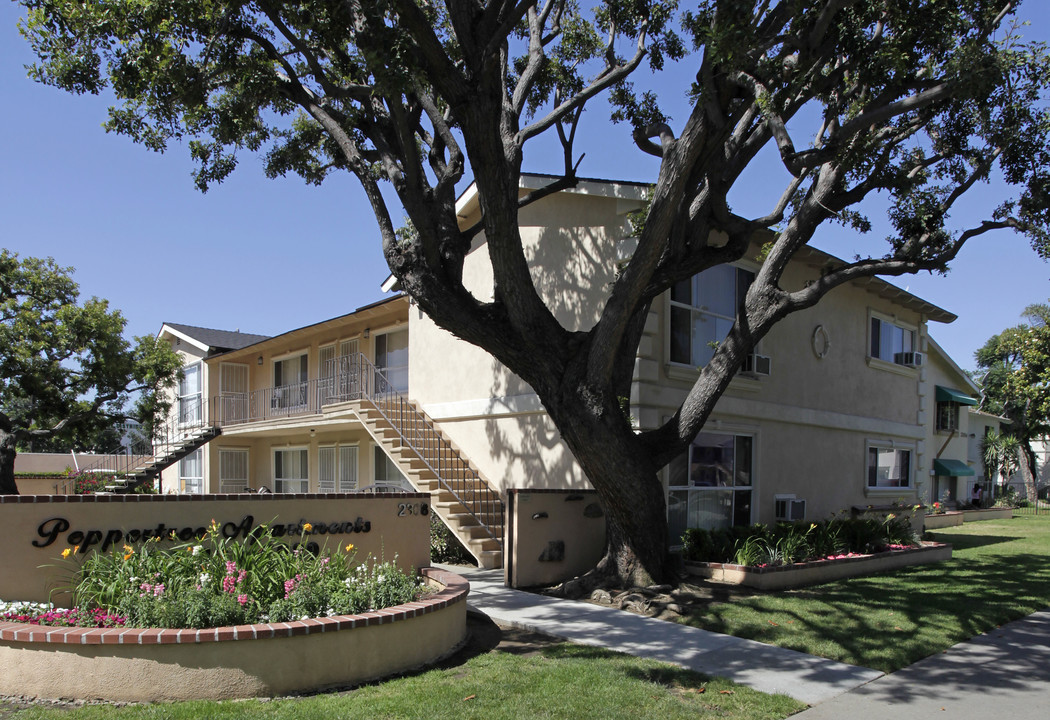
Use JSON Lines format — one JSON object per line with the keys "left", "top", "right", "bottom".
{"left": 0, "top": 567, "right": 467, "bottom": 646}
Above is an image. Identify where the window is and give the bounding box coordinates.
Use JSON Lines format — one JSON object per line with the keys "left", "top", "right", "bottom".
{"left": 179, "top": 448, "right": 203, "bottom": 494}
{"left": 273, "top": 352, "right": 308, "bottom": 410}
{"left": 178, "top": 363, "right": 202, "bottom": 425}
{"left": 669, "top": 266, "right": 755, "bottom": 367}
{"left": 219, "top": 363, "right": 249, "bottom": 424}
{"left": 219, "top": 449, "right": 249, "bottom": 493}
{"left": 374, "top": 446, "right": 411, "bottom": 491}
{"left": 375, "top": 330, "right": 409, "bottom": 393}
{"left": 867, "top": 446, "right": 911, "bottom": 488}
{"left": 667, "top": 433, "right": 753, "bottom": 540}
{"left": 274, "top": 448, "right": 309, "bottom": 493}
{"left": 319, "top": 445, "right": 359, "bottom": 492}
{"left": 319, "top": 339, "right": 360, "bottom": 405}
{"left": 869, "top": 316, "right": 916, "bottom": 365}
{"left": 936, "top": 401, "right": 960, "bottom": 432}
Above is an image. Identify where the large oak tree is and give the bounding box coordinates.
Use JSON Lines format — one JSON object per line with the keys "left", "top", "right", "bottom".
{"left": 0, "top": 250, "right": 181, "bottom": 495}
{"left": 17, "top": 0, "right": 1050, "bottom": 583}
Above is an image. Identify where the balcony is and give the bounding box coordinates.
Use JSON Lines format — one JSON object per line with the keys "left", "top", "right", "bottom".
{"left": 213, "top": 355, "right": 381, "bottom": 427}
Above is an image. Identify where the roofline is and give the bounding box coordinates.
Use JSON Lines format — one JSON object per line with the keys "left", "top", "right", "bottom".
{"left": 208, "top": 294, "right": 409, "bottom": 360}
{"left": 157, "top": 324, "right": 212, "bottom": 353}
{"left": 926, "top": 335, "right": 981, "bottom": 394}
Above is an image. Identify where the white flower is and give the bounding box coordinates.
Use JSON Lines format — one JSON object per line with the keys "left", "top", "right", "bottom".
{"left": 191, "top": 545, "right": 203, "bottom": 556}
{"left": 199, "top": 573, "right": 211, "bottom": 586}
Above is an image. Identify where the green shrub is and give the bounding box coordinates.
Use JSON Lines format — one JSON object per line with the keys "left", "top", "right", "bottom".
{"left": 430, "top": 513, "right": 476, "bottom": 565}
{"left": 680, "top": 508, "right": 920, "bottom": 567}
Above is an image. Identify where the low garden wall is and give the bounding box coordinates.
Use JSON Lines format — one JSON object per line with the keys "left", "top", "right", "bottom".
{"left": 683, "top": 542, "right": 952, "bottom": 591}
{"left": 923, "top": 507, "right": 1014, "bottom": 531}
{"left": 961, "top": 507, "right": 1014, "bottom": 522}
{"left": 0, "top": 493, "right": 431, "bottom": 603}
{"left": 0, "top": 567, "right": 468, "bottom": 702}
{"left": 923, "top": 512, "right": 964, "bottom": 530}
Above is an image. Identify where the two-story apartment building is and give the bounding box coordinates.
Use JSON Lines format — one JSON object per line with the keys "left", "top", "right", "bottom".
{"left": 149, "top": 174, "right": 977, "bottom": 570}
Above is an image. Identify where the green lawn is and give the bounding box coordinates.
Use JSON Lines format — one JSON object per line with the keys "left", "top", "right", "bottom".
{"left": 3, "top": 634, "right": 803, "bottom": 720}
{"left": 679, "top": 513, "right": 1050, "bottom": 673}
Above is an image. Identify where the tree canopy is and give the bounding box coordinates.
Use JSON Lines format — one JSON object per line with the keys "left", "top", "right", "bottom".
{"left": 0, "top": 250, "right": 181, "bottom": 494}
{"left": 976, "top": 301, "right": 1050, "bottom": 501}
{"left": 17, "top": 0, "right": 1050, "bottom": 582}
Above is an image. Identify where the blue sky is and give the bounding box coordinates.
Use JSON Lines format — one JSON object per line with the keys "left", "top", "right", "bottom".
{"left": 1, "top": 2, "right": 1048, "bottom": 373}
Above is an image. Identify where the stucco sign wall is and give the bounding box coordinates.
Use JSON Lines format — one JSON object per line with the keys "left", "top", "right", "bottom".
{"left": 0, "top": 493, "right": 431, "bottom": 604}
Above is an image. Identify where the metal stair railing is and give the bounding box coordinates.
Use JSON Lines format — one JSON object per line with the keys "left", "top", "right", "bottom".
{"left": 347, "top": 353, "right": 503, "bottom": 547}
{"left": 73, "top": 398, "right": 220, "bottom": 493}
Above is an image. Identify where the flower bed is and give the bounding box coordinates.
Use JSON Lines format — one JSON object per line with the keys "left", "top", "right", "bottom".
{"left": 683, "top": 542, "right": 952, "bottom": 590}
{"left": 0, "top": 567, "right": 468, "bottom": 702}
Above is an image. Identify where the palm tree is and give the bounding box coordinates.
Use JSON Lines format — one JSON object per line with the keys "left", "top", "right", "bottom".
{"left": 983, "top": 431, "right": 1021, "bottom": 504}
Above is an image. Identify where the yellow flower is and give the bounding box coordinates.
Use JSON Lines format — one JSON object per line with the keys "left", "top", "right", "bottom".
{"left": 345, "top": 543, "right": 355, "bottom": 553}
{"left": 124, "top": 553, "right": 133, "bottom": 561}
{"left": 61, "top": 548, "right": 71, "bottom": 559}
{"left": 303, "top": 522, "right": 313, "bottom": 533}
{"left": 73, "top": 545, "right": 80, "bottom": 554}
{"left": 123, "top": 544, "right": 134, "bottom": 555}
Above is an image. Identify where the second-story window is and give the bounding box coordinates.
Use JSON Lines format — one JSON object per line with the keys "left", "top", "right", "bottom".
{"left": 669, "top": 265, "right": 755, "bottom": 367}
{"left": 870, "top": 316, "right": 916, "bottom": 365}
{"left": 936, "top": 400, "right": 960, "bottom": 432}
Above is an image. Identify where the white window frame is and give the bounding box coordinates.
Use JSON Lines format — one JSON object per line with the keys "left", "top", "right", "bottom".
{"left": 273, "top": 446, "right": 310, "bottom": 494}
{"left": 866, "top": 441, "right": 914, "bottom": 493}
{"left": 318, "top": 444, "right": 359, "bottom": 493}
{"left": 178, "top": 362, "right": 203, "bottom": 426}
{"left": 179, "top": 448, "right": 203, "bottom": 494}
{"left": 667, "top": 264, "right": 757, "bottom": 370}
{"left": 218, "top": 448, "right": 249, "bottom": 493}
{"left": 867, "top": 311, "right": 918, "bottom": 372}
{"left": 272, "top": 349, "right": 310, "bottom": 411}
{"left": 936, "top": 400, "right": 960, "bottom": 433}
{"left": 667, "top": 430, "right": 755, "bottom": 539}
{"left": 374, "top": 328, "right": 409, "bottom": 393}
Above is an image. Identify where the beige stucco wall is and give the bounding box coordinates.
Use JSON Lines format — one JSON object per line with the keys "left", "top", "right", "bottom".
{"left": 507, "top": 489, "right": 606, "bottom": 588}
{"left": 0, "top": 494, "right": 430, "bottom": 604}
{"left": 409, "top": 185, "right": 936, "bottom": 532}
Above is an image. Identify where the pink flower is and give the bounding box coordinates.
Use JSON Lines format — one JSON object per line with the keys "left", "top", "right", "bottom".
{"left": 238, "top": 594, "right": 248, "bottom": 606}
{"left": 223, "top": 575, "right": 237, "bottom": 594}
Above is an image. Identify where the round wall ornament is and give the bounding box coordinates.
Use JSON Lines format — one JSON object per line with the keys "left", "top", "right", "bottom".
{"left": 812, "top": 325, "right": 831, "bottom": 359}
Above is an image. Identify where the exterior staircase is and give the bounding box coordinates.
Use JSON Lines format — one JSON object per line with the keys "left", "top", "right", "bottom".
{"left": 348, "top": 357, "right": 504, "bottom": 569}
{"left": 74, "top": 418, "right": 221, "bottom": 494}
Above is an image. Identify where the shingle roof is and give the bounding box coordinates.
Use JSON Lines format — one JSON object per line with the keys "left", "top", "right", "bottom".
{"left": 162, "top": 323, "right": 271, "bottom": 352}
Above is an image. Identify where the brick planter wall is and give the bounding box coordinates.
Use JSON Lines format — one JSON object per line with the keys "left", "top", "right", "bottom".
{"left": 0, "top": 568, "right": 468, "bottom": 702}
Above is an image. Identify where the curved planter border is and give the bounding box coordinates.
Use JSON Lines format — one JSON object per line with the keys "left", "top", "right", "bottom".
{"left": 0, "top": 567, "right": 468, "bottom": 702}
{"left": 683, "top": 542, "right": 952, "bottom": 591}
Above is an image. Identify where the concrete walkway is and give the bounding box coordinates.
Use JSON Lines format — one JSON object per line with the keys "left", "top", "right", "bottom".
{"left": 441, "top": 565, "right": 882, "bottom": 705}
{"left": 793, "top": 608, "right": 1050, "bottom": 719}
{"left": 443, "top": 565, "right": 1050, "bottom": 715}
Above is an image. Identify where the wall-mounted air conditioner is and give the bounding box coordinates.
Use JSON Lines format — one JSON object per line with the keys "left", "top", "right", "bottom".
{"left": 774, "top": 496, "right": 806, "bottom": 522}
{"left": 741, "top": 353, "right": 772, "bottom": 376}
{"left": 894, "top": 351, "right": 924, "bottom": 368}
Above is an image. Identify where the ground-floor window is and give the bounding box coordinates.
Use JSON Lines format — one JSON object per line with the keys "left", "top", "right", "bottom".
{"left": 319, "top": 445, "right": 359, "bottom": 492}
{"left": 373, "top": 446, "right": 411, "bottom": 491}
{"left": 219, "top": 448, "right": 249, "bottom": 493}
{"left": 867, "top": 445, "right": 911, "bottom": 488}
{"left": 667, "top": 432, "right": 753, "bottom": 541}
{"left": 179, "top": 448, "right": 203, "bottom": 494}
{"left": 274, "top": 447, "right": 309, "bottom": 493}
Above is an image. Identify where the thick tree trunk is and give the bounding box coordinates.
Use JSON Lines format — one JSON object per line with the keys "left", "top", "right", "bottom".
{"left": 0, "top": 439, "right": 19, "bottom": 495}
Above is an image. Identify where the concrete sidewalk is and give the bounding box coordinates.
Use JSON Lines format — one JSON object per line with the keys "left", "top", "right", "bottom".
{"left": 443, "top": 564, "right": 1050, "bottom": 715}
{"left": 793, "top": 608, "right": 1050, "bottom": 719}
{"left": 442, "top": 565, "right": 882, "bottom": 705}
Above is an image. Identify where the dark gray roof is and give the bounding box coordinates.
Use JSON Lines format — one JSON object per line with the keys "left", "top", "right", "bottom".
{"left": 163, "top": 323, "right": 271, "bottom": 352}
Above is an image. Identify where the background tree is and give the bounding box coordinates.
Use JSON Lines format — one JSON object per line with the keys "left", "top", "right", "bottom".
{"left": 976, "top": 302, "right": 1050, "bottom": 502}
{"left": 981, "top": 429, "right": 1020, "bottom": 502}
{"left": 0, "top": 250, "right": 182, "bottom": 494}
{"left": 16, "top": 0, "right": 1050, "bottom": 584}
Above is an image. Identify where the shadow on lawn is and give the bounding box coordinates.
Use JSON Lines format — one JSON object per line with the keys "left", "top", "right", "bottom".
{"left": 683, "top": 551, "right": 1050, "bottom": 682}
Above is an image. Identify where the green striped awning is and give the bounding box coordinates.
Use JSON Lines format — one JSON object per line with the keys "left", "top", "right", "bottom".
{"left": 933, "top": 458, "right": 976, "bottom": 477}
{"left": 935, "top": 386, "right": 978, "bottom": 406}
